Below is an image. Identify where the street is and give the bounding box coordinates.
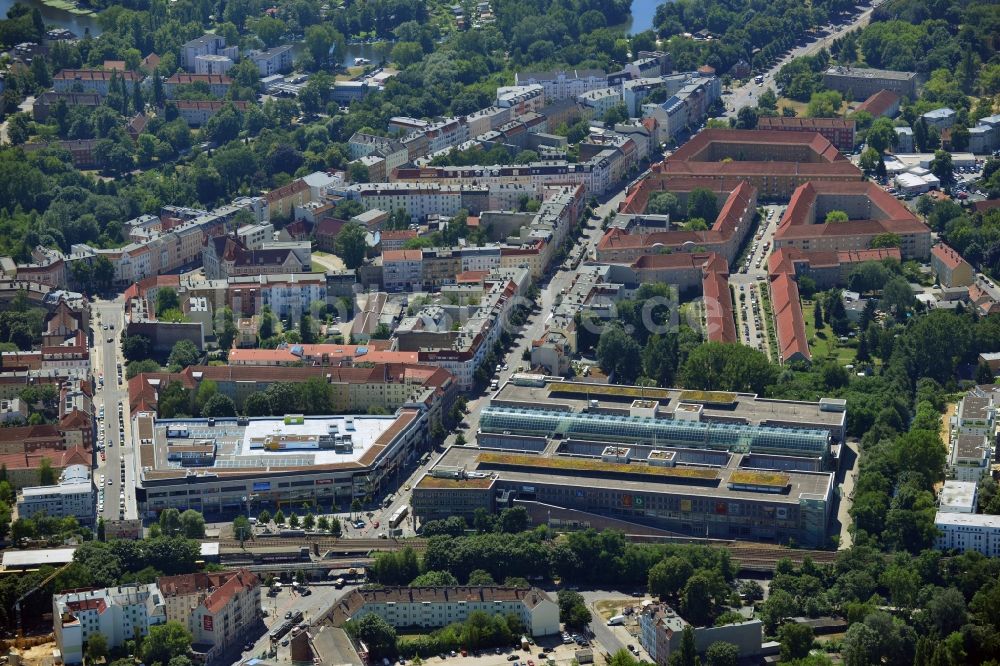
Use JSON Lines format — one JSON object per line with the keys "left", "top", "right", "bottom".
{"left": 452, "top": 188, "right": 628, "bottom": 446}
{"left": 730, "top": 204, "right": 784, "bottom": 360}
{"left": 723, "top": 0, "right": 884, "bottom": 117}
{"left": 90, "top": 297, "right": 139, "bottom": 522}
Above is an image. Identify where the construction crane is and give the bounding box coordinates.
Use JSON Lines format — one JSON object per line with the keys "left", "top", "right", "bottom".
{"left": 15, "top": 562, "right": 73, "bottom": 638}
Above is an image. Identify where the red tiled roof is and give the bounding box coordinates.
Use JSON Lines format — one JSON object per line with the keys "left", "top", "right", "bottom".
{"left": 931, "top": 242, "right": 968, "bottom": 271}
{"left": 204, "top": 569, "right": 259, "bottom": 614}
{"left": 757, "top": 117, "right": 855, "bottom": 130}
{"left": 775, "top": 181, "right": 928, "bottom": 241}
{"left": 769, "top": 271, "right": 811, "bottom": 363}
{"left": 165, "top": 73, "right": 232, "bottom": 85}
{"left": 380, "top": 230, "right": 418, "bottom": 241}
{"left": 701, "top": 254, "right": 737, "bottom": 344}
{"left": 55, "top": 69, "right": 141, "bottom": 82}
{"left": 265, "top": 179, "right": 308, "bottom": 203}
{"left": 856, "top": 89, "right": 900, "bottom": 117}
{"left": 972, "top": 199, "right": 1000, "bottom": 214}
{"left": 383, "top": 249, "right": 422, "bottom": 262}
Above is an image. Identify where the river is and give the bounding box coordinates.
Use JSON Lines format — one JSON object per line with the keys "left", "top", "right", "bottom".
{"left": 0, "top": 0, "right": 102, "bottom": 36}
{"left": 621, "top": 0, "right": 662, "bottom": 36}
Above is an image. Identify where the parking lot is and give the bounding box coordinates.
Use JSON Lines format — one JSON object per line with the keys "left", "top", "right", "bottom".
{"left": 408, "top": 640, "right": 594, "bottom": 666}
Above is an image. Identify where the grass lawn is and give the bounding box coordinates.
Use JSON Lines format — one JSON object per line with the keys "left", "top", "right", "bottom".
{"left": 777, "top": 97, "right": 851, "bottom": 117}
{"left": 593, "top": 599, "right": 636, "bottom": 621}
{"left": 802, "top": 298, "right": 856, "bottom": 364}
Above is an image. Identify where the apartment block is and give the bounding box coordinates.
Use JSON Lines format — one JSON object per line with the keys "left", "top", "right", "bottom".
{"left": 16, "top": 463, "right": 93, "bottom": 525}
{"left": 181, "top": 34, "right": 238, "bottom": 71}
{"left": 756, "top": 117, "right": 856, "bottom": 152}
{"left": 515, "top": 69, "right": 606, "bottom": 101}
{"left": 930, "top": 242, "right": 974, "bottom": 288}
{"left": 52, "top": 69, "right": 142, "bottom": 96}
{"left": 54, "top": 585, "right": 166, "bottom": 665}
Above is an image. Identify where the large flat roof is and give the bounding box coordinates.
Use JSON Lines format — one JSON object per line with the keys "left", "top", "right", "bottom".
{"left": 432, "top": 446, "right": 832, "bottom": 504}
{"left": 2, "top": 547, "right": 76, "bottom": 569}
{"left": 493, "top": 379, "right": 845, "bottom": 429}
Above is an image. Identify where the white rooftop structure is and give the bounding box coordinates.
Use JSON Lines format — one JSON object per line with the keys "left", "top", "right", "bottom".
{"left": 939, "top": 480, "right": 978, "bottom": 514}
{"left": 2, "top": 547, "right": 77, "bottom": 570}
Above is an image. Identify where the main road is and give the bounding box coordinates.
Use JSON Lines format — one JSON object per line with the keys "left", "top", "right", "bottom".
{"left": 90, "top": 296, "right": 139, "bottom": 523}
{"left": 723, "top": 0, "right": 885, "bottom": 117}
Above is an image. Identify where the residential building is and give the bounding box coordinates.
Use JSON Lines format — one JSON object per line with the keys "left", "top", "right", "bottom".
{"left": 939, "top": 480, "right": 978, "bottom": 514}
{"left": 578, "top": 86, "right": 622, "bottom": 117}
{"left": 922, "top": 107, "right": 956, "bottom": 130}
{"left": 164, "top": 73, "right": 232, "bottom": 98}
{"left": 641, "top": 76, "right": 721, "bottom": 144}
{"left": 756, "top": 117, "right": 856, "bottom": 152}
{"left": 265, "top": 179, "right": 311, "bottom": 221}
{"left": 16, "top": 463, "right": 93, "bottom": 525}
{"left": 327, "top": 586, "right": 559, "bottom": 637}
{"left": 194, "top": 54, "right": 234, "bottom": 75}
{"left": 515, "top": 69, "right": 606, "bottom": 101}
{"left": 32, "top": 91, "right": 100, "bottom": 121}
{"left": 895, "top": 127, "right": 914, "bottom": 152}
{"left": 934, "top": 512, "right": 1000, "bottom": 556}
{"left": 639, "top": 604, "right": 762, "bottom": 665}
{"left": 181, "top": 34, "right": 238, "bottom": 71}
{"left": 657, "top": 129, "right": 862, "bottom": 199}
{"left": 773, "top": 181, "right": 931, "bottom": 259}
{"left": 53, "top": 584, "right": 166, "bottom": 665}
{"left": 383, "top": 249, "right": 424, "bottom": 291}
{"left": 495, "top": 84, "right": 545, "bottom": 114}
{"left": 174, "top": 100, "right": 250, "bottom": 127}
{"left": 930, "top": 242, "right": 974, "bottom": 288}
{"left": 201, "top": 234, "right": 310, "bottom": 280}
{"left": 158, "top": 570, "right": 261, "bottom": 662}
{"left": 822, "top": 66, "right": 919, "bottom": 100}
{"left": 247, "top": 45, "right": 294, "bottom": 76}
{"left": 52, "top": 69, "right": 142, "bottom": 96}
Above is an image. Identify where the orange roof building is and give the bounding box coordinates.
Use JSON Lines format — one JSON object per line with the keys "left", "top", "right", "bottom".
{"left": 773, "top": 181, "right": 931, "bottom": 259}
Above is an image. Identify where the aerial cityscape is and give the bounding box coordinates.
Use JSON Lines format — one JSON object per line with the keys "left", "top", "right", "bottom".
{"left": 0, "top": 0, "right": 1000, "bottom": 664}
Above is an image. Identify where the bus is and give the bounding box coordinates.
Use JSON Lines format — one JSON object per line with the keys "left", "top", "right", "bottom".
{"left": 389, "top": 506, "right": 408, "bottom": 529}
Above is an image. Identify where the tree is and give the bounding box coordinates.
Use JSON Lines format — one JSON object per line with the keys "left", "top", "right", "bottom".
{"left": 258, "top": 509, "right": 272, "bottom": 524}
{"left": 273, "top": 510, "right": 285, "bottom": 525}
{"left": 351, "top": 498, "right": 363, "bottom": 518}
{"left": 705, "top": 641, "right": 739, "bottom": 666}
{"left": 807, "top": 90, "right": 842, "bottom": 118}
{"left": 930, "top": 149, "right": 954, "bottom": 186}
{"left": 914, "top": 117, "right": 929, "bottom": 153}
{"left": 410, "top": 570, "right": 459, "bottom": 586}
{"left": 814, "top": 300, "right": 825, "bottom": 329}
{"left": 688, "top": 188, "right": 719, "bottom": 222}
{"left": 156, "top": 288, "right": 180, "bottom": 315}
{"left": 681, "top": 571, "right": 721, "bottom": 627}
{"left": 467, "top": 569, "right": 496, "bottom": 585}
{"left": 201, "top": 393, "right": 237, "bottom": 417}
{"left": 596, "top": 324, "right": 643, "bottom": 384}
{"left": 779, "top": 622, "right": 814, "bottom": 661}
{"left": 288, "top": 513, "right": 299, "bottom": 528}
{"left": 38, "top": 458, "right": 55, "bottom": 485}
{"left": 233, "top": 515, "right": 252, "bottom": 543}
{"left": 303, "top": 512, "right": 315, "bottom": 530}
{"left": 871, "top": 233, "right": 902, "bottom": 249}
{"left": 859, "top": 147, "right": 882, "bottom": 175}
{"left": 648, "top": 556, "right": 694, "bottom": 598}
{"left": 976, "top": 361, "right": 995, "bottom": 385}
{"left": 353, "top": 614, "right": 397, "bottom": 658}
{"left": 867, "top": 117, "right": 898, "bottom": 153}
{"left": 334, "top": 222, "right": 368, "bottom": 270}
{"left": 179, "top": 510, "right": 205, "bottom": 539}
{"left": 678, "top": 342, "right": 778, "bottom": 394}
{"left": 735, "top": 105, "right": 758, "bottom": 129}
{"left": 498, "top": 507, "right": 528, "bottom": 533}
{"left": 167, "top": 339, "right": 200, "bottom": 372}
{"left": 842, "top": 622, "right": 879, "bottom": 666}
{"left": 668, "top": 625, "right": 698, "bottom": 666}
{"left": 86, "top": 632, "right": 109, "bottom": 664}
{"left": 825, "top": 210, "right": 849, "bottom": 223}
{"left": 243, "top": 393, "right": 272, "bottom": 416}
{"left": 122, "top": 335, "right": 153, "bottom": 362}
{"left": 647, "top": 191, "right": 681, "bottom": 217}
{"left": 142, "top": 621, "right": 192, "bottom": 666}
{"left": 950, "top": 124, "right": 970, "bottom": 152}
{"left": 391, "top": 41, "right": 424, "bottom": 68}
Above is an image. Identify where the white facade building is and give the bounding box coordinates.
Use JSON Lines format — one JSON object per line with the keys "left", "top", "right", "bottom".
{"left": 54, "top": 584, "right": 166, "bottom": 665}
{"left": 17, "top": 464, "right": 94, "bottom": 525}
{"left": 331, "top": 586, "right": 560, "bottom": 637}
{"left": 935, "top": 512, "right": 1000, "bottom": 557}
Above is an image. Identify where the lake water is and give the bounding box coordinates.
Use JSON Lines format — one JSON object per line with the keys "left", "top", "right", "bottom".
{"left": 622, "top": 0, "right": 662, "bottom": 35}
{"left": 0, "top": 0, "right": 102, "bottom": 37}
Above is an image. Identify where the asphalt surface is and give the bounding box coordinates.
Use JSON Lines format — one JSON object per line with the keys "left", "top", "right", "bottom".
{"left": 723, "top": 0, "right": 884, "bottom": 117}
{"left": 90, "top": 297, "right": 139, "bottom": 522}
{"left": 730, "top": 205, "right": 784, "bottom": 360}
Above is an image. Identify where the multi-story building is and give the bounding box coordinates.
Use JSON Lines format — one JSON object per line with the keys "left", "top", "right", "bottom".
{"left": 194, "top": 54, "right": 234, "bottom": 75}
{"left": 327, "top": 586, "right": 559, "bottom": 637}
{"left": 158, "top": 570, "right": 261, "bottom": 662}
{"left": 495, "top": 84, "right": 545, "bottom": 114}
{"left": 578, "top": 86, "right": 623, "bottom": 117}
{"left": 265, "top": 179, "right": 311, "bottom": 220}
{"left": 52, "top": 69, "right": 142, "bottom": 96}
{"left": 164, "top": 73, "right": 233, "bottom": 98}
{"left": 639, "top": 604, "right": 762, "bottom": 665}
{"left": 413, "top": 378, "right": 845, "bottom": 547}
{"left": 657, "top": 129, "right": 862, "bottom": 200}
{"left": 32, "top": 91, "right": 101, "bottom": 121}
{"left": 930, "top": 242, "right": 974, "bottom": 288}
{"left": 822, "top": 66, "right": 919, "bottom": 100}
{"left": 202, "top": 234, "right": 310, "bottom": 279}
{"left": 922, "top": 107, "right": 955, "bottom": 130}
{"left": 16, "top": 463, "right": 93, "bottom": 525}
{"left": 382, "top": 249, "right": 424, "bottom": 291}
{"left": 174, "top": 99, "right": 247, "bottom": 127}
{"left": 773, "top": 181, "right": 931, "bottom": 259}
{"left": 641, "top": 76, "right": 721, "bottom": 144}
{"left": 247, "top": 45, "right": 294, "bottom": 76}
{"left": 180, "top": 34, "right": 238, "bottom": 71}
{"left": 756, "top": 117, "right": 857, "bottom": 152}
{"left": 935, "top": 512, "right": 1000, "bottom": 556}
{"left": 53, "top": 585, "right": 167, "bottom": 665}
{"left": 515, "top": 69, "right": 606, "bottom": 101}
{"left": 947, "top": 393, "right": 995, "bottom": 482}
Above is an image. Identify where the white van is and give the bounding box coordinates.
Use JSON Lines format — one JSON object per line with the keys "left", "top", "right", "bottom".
{"left": 607, "top": 614, "right": 626, "bottom": 626}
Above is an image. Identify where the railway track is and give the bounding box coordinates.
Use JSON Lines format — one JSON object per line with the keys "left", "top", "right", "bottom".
{"left": 216, "top": 537, "right": 428, "bottom": 551}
